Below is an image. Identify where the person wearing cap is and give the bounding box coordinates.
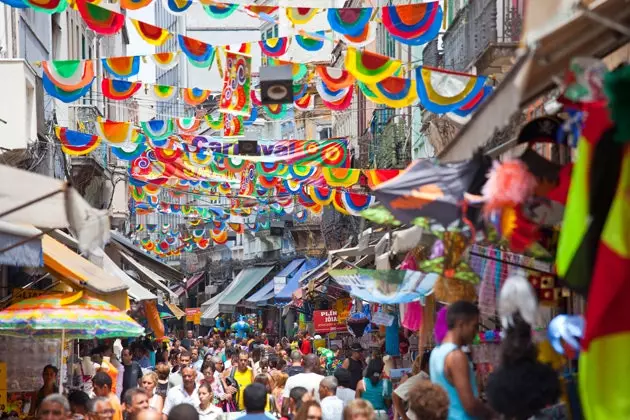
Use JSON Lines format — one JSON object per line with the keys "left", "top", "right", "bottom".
{"left": 342, "top": 344, "right": 365, "bottom": 391}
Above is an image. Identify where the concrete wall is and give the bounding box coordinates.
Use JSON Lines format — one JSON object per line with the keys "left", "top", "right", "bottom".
{"left": 0, "top": 59, "right": 38, "bottom": 150}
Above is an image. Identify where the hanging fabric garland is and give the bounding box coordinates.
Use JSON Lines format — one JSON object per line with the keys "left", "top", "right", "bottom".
{"left": 451, "top": 86, "right": 493, "bottom": 117}
{"left": 182, "top": 87, "right": 211, "bottom": 106}
{"left": 102, "top": 79, "right": 143, "bottom": 100}
{"left": 340, "top": 22, "right": 376, "bottom": 48}
{"left": 42, "top": 60, "right": 95, "bottom": 91}
{"left": 294, "top": 31, "right": 326, "bottom": 52}
{"left": 131, "top": 19, "right": 170, "bottom": 46}
{"left": 55, "top": 127, "right": 101, "bottom": 156}
{"left": 322, "top": 167, "right": 361, "bottom": 187}
{"left": 205, "top": 114, "right": 224, "bottom": 130}
{"left": 262, "top": 104, "right": 289, "bottom": 120}
{"left": 24, "top": 0, "right": 66, "bottom": 14}
{"left": 322, "top": 85, "right": 353, "bottom": 111}
{"left": 76, "top": 0, "right": 125, "bottom": 35}
{"left": 286, "top": 7, "right": 320, "bottom": 25}
{"left": 96, "top": 121, "right": 136, "bottom": 145}
{"left": 228, "top": 222, "right": 244, "bottom": 234}
{"left": 151, "top": 52, "right": 179, "bottom": 71}
{"left": 250, "top": 89, "right": 262, "bottom": 106}
{"left": 120, "top": 0, "right": 152, "bottom": 10}
{"left": 294, "top": 94, "right": 314, "bottom": 111}
{"left": 42, "top": 74, "right": 92, "bottom": 103}
{"left": 316, "top": 66, "right": 355, "bottom": 90}
{"left": 345, "top": 48, "right": 402, "bottom": 84}
{"left": 316, "top": 78, "right": 350, "bottom": 102}
{"left": 162, "top": 0, "right": 193, "bottom": 15}
{"left": 340, "top": 191, "right": 375, "bottom": 216}
{"left": 111, "top": 139, "right": 148, "bottom": 161}
{"left": 203, "top": 3, "right": 239, "bottom": 19}
{"left": 327, "top": 7, "right": 372, "bottom": 36}
{"left": 152, "top": 84, "right": 178, "bottom": 101}
{"left": 381, "top": 2, "right": 442, "bottom": 46}
{"left": 259, "top": 37, "right": 290, "bottom": 57}
{"left": 244, "top": 5, "right": 278, "bottom": 16}
{"left": 101, "top": 56, "right": 141, "bottom": 79}
{"left": 178, "top": 35, "right": 216, "bottom": 68}
{"left": 366, "top": 76, "right": 418, "bottom": 108}
{"left": 415, "top": 66, "right": 488, "bottom": 114}
{"left": 293, "top": 84, "right": 308, "bottom": 101}
{"left": 176, "top": 117, "right": 201, "bottom": 133}
{"left": 223, "top": 113, "right": 245, "bottom": 137}
{"left": 141, "top": 120, "right": 175, "bottom": 140}
{"left": 308, "top": 186, "right": 334, "bottom": 206}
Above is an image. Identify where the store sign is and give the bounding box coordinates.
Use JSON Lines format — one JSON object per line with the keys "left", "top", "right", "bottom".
{"left": 185, "top": 308, "right": 201, "bottom": 324}
{"left": 336, "top": 298, "right": 352, "bottom": 325}
{"left": 313, "top": 310, "right": 346, "bottom": 334}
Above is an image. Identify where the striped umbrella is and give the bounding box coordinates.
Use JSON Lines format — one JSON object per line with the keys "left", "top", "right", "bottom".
{"left": 0, "top": 291, "right": 144, "bottom": 339}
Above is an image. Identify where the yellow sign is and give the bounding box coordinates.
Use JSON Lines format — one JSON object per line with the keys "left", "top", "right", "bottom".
{"left": 185, "top": 308, "right": 201, "bottom": 322}
{"left": 336, "top": 298, "right": 352, "bottom": 325}
{"left": 193, "top": 312, "right": 201, "bottom": 325}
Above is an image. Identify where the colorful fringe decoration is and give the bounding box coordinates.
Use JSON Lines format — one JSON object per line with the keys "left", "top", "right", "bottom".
{"left": 295, "top": 31, "right": 325, "bottom": 52}
{"left": 178, "top": 35, "right": 215, "bottom": 68}
{"left": 131, "top": 19, "right": 170, "bottom": 46}
{"left": 96, "top": 121, "right": 136, "bottom": 145}
{"left": 23, "top": 0, "right": 66, "bottom": 13}
{"left": 415, "top": 66, "right": 487, "bottom": 114}
{"left": 286, "top": 7, "right": 320, "bottom": 25}
{"left": 162, "top": 0, "right": 193, "bottom": 15}
{"left": 323, "top": 167, "right": 361, "bottom": 187}
{"left": 316, "top": 66, "right": 355, "bottom": 90}
{"left": 42, "top": 73, "right": 92, "bottom": 103}
{"left": 55, "top": 127, "right": 100, "bottom": 156}
{"left": 76, "top": 0, "right": 125, "bottom": 35}
{"left": 141, "top": 120, "right": 175, "bottom": 140}
{"left": 340, "top": 22, "right": 376, "bottom": 48}
{"left": 381, "top": 2, "right": 442, "bottom": 46}
{"left": 203, "top": 3, "right": 239, "bottom": 19}
{"left": 101, "top": 56, "right": 140, "bottom": 79}
{"left": 452, "top": 86, "right": 492, "bottom": 117}
{"left": 366, "top": 77, "right": 418, "bottom": 108}
{"left": 259, "top": 37, "right": 290, "bottom": 57}
{"left": 262, "top": 104, "right": 288, "bottom": 120}
{"left": 151, "top": 52, "right": 179, "bottom": 71}
{"left": 102, "top": 79, "right": 142, "bottom": 101}
{"left": 42, "top": 60, "right": 94, "bottom": 90}
{"left": 322, "top": 86, "right": 353, "bottom": 111}
{"left": 327, "top": 8, "right": 372, "bottom": 36}
{"left": 205, "top": 114, "right": 224, "bottom": 130}
{"left": 152, "top": 84, "right": 178, "bottom": 101}
{"left": 110, "top": 140, "right": 147, "bottom": 161}
{"left": 182, "top": 88, "right": 211, "bottom": 106}
{"left": 345, "top": 48, "right": 402, "bottom": 84}
{"left": 120, "top": 0, "right": 152, "bottom": 10}
{"left": 294, "top": 94, "right": 314, "bottom": 111}
{"left": 176, "top": 117, "right": 200, "bottom": 133}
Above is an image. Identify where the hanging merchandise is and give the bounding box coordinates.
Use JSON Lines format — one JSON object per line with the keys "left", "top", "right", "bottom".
{"left": 219, "top": 51, "right": 252, "bottom": 116}
{"left": 385, "top": 312, "right": 400, "bottom": 356}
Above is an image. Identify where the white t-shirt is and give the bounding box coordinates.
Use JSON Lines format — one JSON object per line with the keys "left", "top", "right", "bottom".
{"left": 163, "top": 385, "right": 201, "bottom": 415}
{"left": 196, "top": 403, "right": 223, "bottom": 420}
{"left": 282, "top": 372, "right": 325, "bottom": 401}
{"left": 320, "top": 395, "right": 344, "bottom": 420}
{"left": 336, "top": 388, "right": 355, "bottom": 406}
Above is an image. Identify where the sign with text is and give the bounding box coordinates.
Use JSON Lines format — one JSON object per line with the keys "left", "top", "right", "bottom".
{"left": 185, "top": 308, "right": 201, "bottom": 323}
{"left": 313, "top": 310, "right": 346, "bottom": 334}
{"left": 335, "top": 298, "right": 352, "bottom": 325}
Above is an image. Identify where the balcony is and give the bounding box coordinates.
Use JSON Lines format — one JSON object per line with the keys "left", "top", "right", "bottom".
{"left": 442, "top": 0, "right": 524, "bottom": 75}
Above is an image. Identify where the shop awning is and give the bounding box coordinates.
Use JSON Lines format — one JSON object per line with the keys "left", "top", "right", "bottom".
{"left": 218, "top": 266, "right": 275, "bottom": 313}
{"left": 275, "top": 259, "right": 325, "bottom": 301}
{"left": 0, "top": 221, "right": 43, "bottom": 267}
{"left": 270, "top": 258, "right": 304, "bottom": 297}
{"left": 172, "top": 272, "right": 205, "bottom": 297}
{"left": 200, "top": 288, "right": 228, "bottom": 325}
{"left": 165, "top": 301, "right": 186, "bottom": 319}
{"left": 42, "top": 235, "right": 129, "bottom": 310}
{"left": 245, "top": 281, "right": 275, "bottom": 304}
{"left": 119, "top": 252, "right": 175, "bottom": 298}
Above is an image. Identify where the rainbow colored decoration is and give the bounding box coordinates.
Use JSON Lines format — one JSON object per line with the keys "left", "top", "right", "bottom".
{"left": 340, "top": 22, "right": 375, "bottom": 48}
{"left": 182, "top": 87, "right": 211, "bottom": 106}
{"left": 308, "top": 186, "right": 334, "bottom": 206}
{"left": 345, "top": 48, "right": 402, "bottom": 84}
{"left": 229, "top": 223, "right": 244, "bottom": 234}
{"left": 211, "top": 228, "right": 228, "bottom": 244}
{"left": 151, "top": 52, "right": 179, "bottom": 71}
{"left": 131, "top": 19, "right": 170, "bottom": 46}
{"left": 141, "top": 120, "right": 175, "bottom": 140}
{"left": 95, "top": 121, "right": 136, "bottom": 145}
{"left": 223, "top": 113, "right": 244, "bottom": 137}
{"left": 102, "top": 78, "right": 142, "bottom": 101}
{"left": 340, "top": 191, "right": 375, "bottom": 216}
{"left": 327, "top": 7, "right": 372, "bottom": 36}
{"left": 293, "top": 84, "right": 308, "bottom": 101}
{"left": 366, "top": 77, "right": 418, "bottom": 108}
{"left": 178, "top": 35, "right": 215, "bottom": 68}
{"left": 23, "top": 0, "right": 66, "bottom": 14}
{"left": 381, "top": 2, "right": 442, "bottom": 46}
{"left": 76, "top": 0, "right": 125, "bottom": 35}
{"left": 294, "top": 94, "right": 314, "bottom": 111}
{"left": 162, "top": 0, "right": 193, "bottom": 15}
{"left": 244, "top": 5, "right": 278, "bottom": 16}
{"left": 42, "top": 60, "right": 94, "bottom": 91}
{"left": 322, "top": 86, "right": 353, "bottom": 111}
{"left": 286, "top": 7, "right": 320, "bottom": 25}
{"left": 219, "top": 51, "right": 251, "bottom": 116}
{"left": 250, "top": 89, "right": 262, "bottom": 106}
{"left": 203, "top": 3, "right": 239, "bottom": 19}
{"left": 316, "top": 78, "right": 351, "bottom": 103}
{"left": 176, "top": 117, "right": 201, "bottom": 133}
{"left": 42, "top": 73, "right": 92, "bottom": 103}
{"left": 111, "top": 139, "right": 148, "bottom": 161}
{"left": 452, "top": 86, "right": 493, "bottom": 117}
{"left": 415, "top": 66, "right": 488, "bottom": 114}
{"left": 317, "top": 66, "right": 355, "bottom": 90}
{"left": 152, "top": 84, "right": 178, "bottom": 101}
{"left": 259, "top": 37, "right": 290, "bottom": 57}
{"left": 295, "top": 31, "right": 325, "bottom": 52}
{"left": 322, "top": 167, "right": 361, "bottom": 187}
{"left": 294, "top": 210, "right": 308, "bottom": 223}
{"left": 262, "top": 104, "right": 289, "bottom": 120}
{"left": 205, "top": 114, "right": 224, "bottom": 130}
{"left": 1, "top": 0, "right": 27, "bottom": 9}
{"left": 120, "top": 0, "right": 152, "bottom": 10}
{"left": 101, "top": 56, "right": 140, "bottom": 79}
{"left": 55, "top": 127, "right": 100, "bottom": 156}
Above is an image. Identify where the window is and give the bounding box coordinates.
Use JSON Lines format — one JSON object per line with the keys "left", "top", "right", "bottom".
{"left": 319, "top": 126, "right": 332, "bottom": 140}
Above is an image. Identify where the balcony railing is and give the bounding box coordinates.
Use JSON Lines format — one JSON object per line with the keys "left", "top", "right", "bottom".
{"left": 442, "top": 0, "right": 524, "bottom": 72}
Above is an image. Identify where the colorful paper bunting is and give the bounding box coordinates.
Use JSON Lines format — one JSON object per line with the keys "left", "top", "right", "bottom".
{"left": 451, "top": 86, "right": 493, "bottom": 117}
{"left": 102, "top": 56, "right": 140, "bottom": 79}
{"left": 203, "top": 3, "right": 239, "bottom": 19}
{"left": 55, "top": 127, "right": 101, "bottom": 156}
{"left": 316, "top": 66, "right": 355, "bottom": 90}
{"left": 322, "top": 86, "right": 353, "bottom": 111}
{"left": 262, "top": 104, "right": 289, "bottom": 120}
{"left": 176, "top": 117, "right": 201, "bottom": 133}
{"left": 366, "top": 77, "right": 418, "bottom": 108}
{"left": 23, "top": 0, "right": 66, "bottom": 13}
{"left": 381, "top": 2, "right": 442, "bottom": 46}
{"left": 102, "top": 79, "right": 143, "bottom": 101}
{"left": 152, "top": 84, "right": 178, "bottom": 101}
{"left": 340, "top": 22, "right": 376, "bottom": 47}
{"left": 1, "top": 0, "right": 27, "bottom": 9}
{"left": 76, "top": 0, "right": 125, "bottom": 35}
{"left": 294, "top": 31, "right": 325, "bottom": 52}
{"left": 141, "top": 120, "right": 175, "bottom": 140}
{"left": 415, "top": 66, "right": 488, "bottom": 114}
{"left": 178, "top": 35, "right": 215, "bottom": 68}
{"left": 223, "top": 113, "right": 244, "bottom": 137}
{"left": 308, "top": 186, "right": 334, "bottom": 206}
{"left": 42, "top": 60, "right": 94, "bottom": 90}
{"left": 182, "top": 87, "right": 211, "bottom": 106}
{"left": 42, "top": 73, "right": 92, "bottom": 103}
{"left": 120, "top": 0, "right": 152, "bottom": 10}
{"left": 327, "top": 7, "right": 372, "bottom": 36}
{"left": 259, "top": 37, "right": 290, "bottom": 57}
{"left": 95, "top": 121, "right": 136, "bottom": 145}
{"left": 294, "top": 94, "right": 314, "bottom": 111}
{"left": 110, "top": 139, "right": 148, "bottom": 161}
{"left": 316, "top": 78, "right": 351, "bottom": 103}
{"left": 340, "top": 191, "right": 375, "bottom": 216}
{"left": 322, "top": 167, "right": 361, "bottom": 187}
{"left": 162, "top": 0, "right": 193, "bottom": 15}
{"left": 205, "top": 114, "right": 224, "bottom": 130}
{"left": 345, "top": 48, "right": 402, "bottom": 84}
{"left": 286, "top": 7, "right": 320, "bottom": 25}
{"left": 131, "top": 19, "right": 170, "bottom": 46}
{"left": 151, "top": 52, "right": 179, "bottom": 71}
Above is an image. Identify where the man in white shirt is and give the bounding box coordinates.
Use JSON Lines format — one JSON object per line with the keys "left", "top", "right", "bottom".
{"left": 168, "top": 350, "right": 204, "bottom": 390}
{"left": 162, "top": 367, "right": 200, "bottom": 418}
{"left": 319, "top": 376, "right": 344, "bottom": 420}
{"left": 282, "top": 354, "right": 324, "bottom": 413}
